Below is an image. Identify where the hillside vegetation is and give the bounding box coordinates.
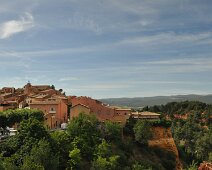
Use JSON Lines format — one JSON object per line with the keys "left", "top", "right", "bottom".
{"left": 142, "top": 101, "right": 212, "bottom": 168}
{"left": 0, "top": 109, "right": 177, "bottom": 170}
{"left": 0, "top": 101, "right": 211, "bottom": 169}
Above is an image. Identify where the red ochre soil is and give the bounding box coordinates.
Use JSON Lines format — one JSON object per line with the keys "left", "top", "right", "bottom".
{"left": 148, "top": 127, "right": 182, "bottom": 170}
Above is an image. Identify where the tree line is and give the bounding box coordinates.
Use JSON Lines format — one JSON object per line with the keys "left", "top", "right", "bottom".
{"left": 0, "top": 109, "right": 177, "bottom": 170}
{"left": 141, "top": 101, "right": 212, "bottom": 168}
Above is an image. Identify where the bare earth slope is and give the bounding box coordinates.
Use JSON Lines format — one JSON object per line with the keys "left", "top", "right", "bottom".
{"left": 148, "top": 127, "right": 182, "bottom": 170}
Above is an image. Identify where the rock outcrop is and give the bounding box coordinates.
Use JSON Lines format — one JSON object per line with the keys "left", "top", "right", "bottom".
{"left": 148, "top": 126, "right": 182, "bottom": 170}
{"left": 198, "top": 162, "right": 212, "bottom": 170}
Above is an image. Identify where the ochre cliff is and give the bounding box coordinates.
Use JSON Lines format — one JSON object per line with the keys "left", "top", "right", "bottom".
{"left": 148, "top": 126, "right": 182, "bottom": 170}
{"left": 198, "top": 162, "right": 212, "bottom": 170}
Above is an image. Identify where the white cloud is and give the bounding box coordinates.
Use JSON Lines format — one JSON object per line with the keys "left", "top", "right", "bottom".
{"left": 117, "top": 32, "right": 212, "bottom": 46}
{"left": 59, "top": 76, "right": 79, "bottom": 82}
{"left": 67, "top": 13, "right": 102, "bottom": 35}
{"left": 145, "top": 58, "right": 212, "bottom": 65}
{"left": 137, "top": 57, "right": 212, "bottom": 73}
{"left": 0, "top": 12, "right": 34, "bottom": 39}
{"left": 1, "top": 31, "right": 211, "bottom": 58}
{"left": 66, "top": 84, "right": 131, "bottom": 93}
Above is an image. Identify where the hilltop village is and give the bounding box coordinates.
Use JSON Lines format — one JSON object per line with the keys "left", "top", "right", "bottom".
{"left": 0, "top": 83, "right": 211, "bottom": 170}
{"left": 0, "top": 83, "right": 160, "bottom": 129}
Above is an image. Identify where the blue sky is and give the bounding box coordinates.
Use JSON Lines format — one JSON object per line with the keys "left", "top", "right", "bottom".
{"left": 0, "top": 0, "right": 212, "bottom": 98}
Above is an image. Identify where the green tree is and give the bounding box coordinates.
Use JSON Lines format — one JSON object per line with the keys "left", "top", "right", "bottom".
{"left": 195, "top": 131, "right": 212, "bottom": 161}
{"left": 18, "top": 118, "right": 50, "bottom": 143}
{"left": 103, "top": 121, "right": 122, "bottom": 143}
{"left": 0, "top": 112, "right": 7, "bottom": 129}
{"left": 21, "top": 139, "right": 58, "bottom": 170}
{"left": 51, "top": 85, "right": 55, "bottom": 90}
{"left": 0, "top": 109, "right": 44, "bottom": 128}
{"left": 0, "top": 155, "right": 19, "bottom": 170}
{"left": 133, "top": 120, "right": 152, "bottom": 145}
{"left": 8, "top": 118, "right": 51, "bottom": 165}
{"left": 91, "top": 156, "right": 119, "bottom": 170}
{"left": 123, "top": 116, "right": 136, "bottom": 136}
{"left": 185, "top": 161, "right": 198, "bottom": 170}
{"left": 208, "top": 152, "right": 212, "bottom": 162}
{"left": 0, "top": 155, "right": 4, "bottom": 170}
{"left": 68, "top": 147, "right": 82, "bottom": 170}
{"left": 21, "top": 157, "right": 45, "bottom": 170}
{"left": 91, "top": 140, "right": 119, "bottom": 170}
{"left": 132, "top": 162, "right": 152, "bottom": 170}
{"left": 67, "top": 113, "right": 101, "bottom": 160}
{"left": 51, "top": 130, "right": 71, "bottom": 169}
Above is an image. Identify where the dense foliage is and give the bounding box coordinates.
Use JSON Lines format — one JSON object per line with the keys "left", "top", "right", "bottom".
{"left": 171, "top": 114, "right": 212, "bottom": 167}
{"left": 133, "top": 120, "right": 152, "bottom": 145}
{"left": 0, "top": 101, "right": 211, "bottom": 169}
{"left": 142, "top": 101, "right": 212, "bottom": 168}
{"left": 0, "top": 110, "right": 177, "bottom": 170}
{"left": 144, "top": 101, "right": 211, "bottom": 123}
{"left": 0, "top": 109, "right": 44, "bottom": 128}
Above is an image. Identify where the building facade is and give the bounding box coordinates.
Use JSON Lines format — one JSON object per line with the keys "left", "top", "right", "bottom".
{"left": 70, "top": 96, "right": 130, "bottom": 126}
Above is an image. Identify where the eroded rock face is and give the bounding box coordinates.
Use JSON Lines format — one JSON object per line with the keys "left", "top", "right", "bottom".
{"left": 198, "top": 162, "right": 212, "bottom": 170}
{"left": 148, "top": 127, "right": 182, "bottom": 170}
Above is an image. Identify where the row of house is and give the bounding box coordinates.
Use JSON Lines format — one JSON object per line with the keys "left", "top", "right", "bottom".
{"left": 70, "top": 96, "right": 132, "bottom": 126}
{"left": 0, "top": 83, "right": 68, "bottom": 129}
{"left": 0, "top": 83, "right": 161, "bottom": 129}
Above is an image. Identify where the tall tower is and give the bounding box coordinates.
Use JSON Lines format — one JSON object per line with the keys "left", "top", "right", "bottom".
{"left": 24, "top": 82, "right": 32, "bottom": 95}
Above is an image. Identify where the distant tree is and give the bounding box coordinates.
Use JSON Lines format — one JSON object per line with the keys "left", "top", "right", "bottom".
{"left": 51, "top": 85, "right": 55, "bottom": 90}
{"left": 59, "top": 89, "right": 63, "bottom": 93}
{"left": 149, "top": 105, "right": 161, "bottom": 113}
{"left": 133, "top": 120, "right": 152, "bottom": 145}
{"left": 142, "top": 106, "right": 149, "bottom": 111}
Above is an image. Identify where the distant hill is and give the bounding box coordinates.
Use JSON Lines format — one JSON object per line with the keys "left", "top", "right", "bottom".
{"left": 100, "top": 94, "right": 212, "bottom": 108}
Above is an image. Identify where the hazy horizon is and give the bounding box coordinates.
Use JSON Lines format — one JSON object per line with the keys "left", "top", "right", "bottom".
{"left": 0, "top": 0, "right": 212, "bottom": 98}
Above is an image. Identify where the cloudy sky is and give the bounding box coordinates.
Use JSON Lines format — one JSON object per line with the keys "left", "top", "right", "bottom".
{"left": 0, "top": 0, "right": 212, "bottom": 98}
